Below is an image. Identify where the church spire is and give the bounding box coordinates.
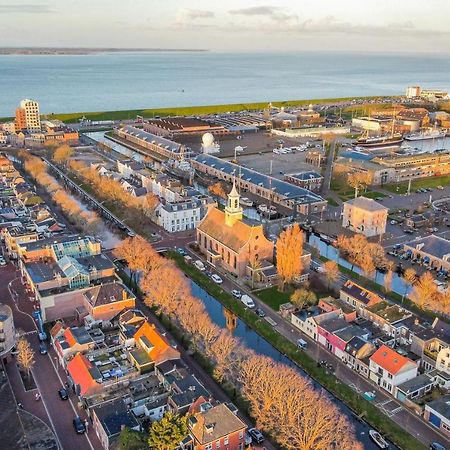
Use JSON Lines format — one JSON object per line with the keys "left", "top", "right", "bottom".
{"left": 224, "top": 178, "right": 243, "bottom": 226}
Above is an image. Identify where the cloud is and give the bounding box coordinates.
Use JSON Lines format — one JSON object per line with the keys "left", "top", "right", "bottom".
{"left": 0, "top": 4, "right": 56, "bottom": 14}
{"left": 229, "top": 5, "right": 297, "bottom": 23}
{"left": 173, "top": 8, "right": 215, "bottom": 29}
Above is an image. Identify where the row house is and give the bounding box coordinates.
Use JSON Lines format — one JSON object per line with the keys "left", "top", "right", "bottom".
{"left": 339, "top": 280, "right": 383, "bottom": 314}
{"left": 369, "top": 345, "right": 418, "bottom": 396}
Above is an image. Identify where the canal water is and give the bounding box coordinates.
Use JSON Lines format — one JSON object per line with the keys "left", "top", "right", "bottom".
{"left": 308, "top": 234, "right": 412, "bottom": 298}
{"left": 190, "top": 281, "right": 393, "bottom": 449}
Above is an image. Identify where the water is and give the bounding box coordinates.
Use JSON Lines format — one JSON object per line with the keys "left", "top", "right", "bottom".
{"left": 190, "top": 281, "right": 392, "bottom": 449}
{"left": 308, "top": 234, "right": 411, "bottom": 297}
{"left": 1, "top": 51, "right": 449, "bottom": 116}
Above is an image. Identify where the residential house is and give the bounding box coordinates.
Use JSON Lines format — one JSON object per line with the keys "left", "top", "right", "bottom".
{"left": 291, "top": 309, "right": 340, "bottom": 340}
{"left": 92, "top": 398, "right": 140, "bottom": 450}
{"left": 129, "top": 321, "right": 180, "bottom": 374}
{"left": 339, "top": 280, "right": 383, "bottom": 314}
{"left": 395, "top": 373, "right": 435, "bottom": 403}
{"left": 424, "top": 395, "right": 450, "bottom": 438}
{"left": 318, "top": 296, "right": 357, "bottom": 322}
{"left": 54, "top": 326, "right": 95, "bottom": 365}
{"left": 343, "top": 336, "right": 376, "bottom": 378}
{"left": 188, "top": 403, "right": 247, "bottom": 450}
{"left": 411, "top": 318, "right": 450, "bottom": 373}
{"left": 67, "top": 353, "right": 103, "bottom": 398}
{"left": 369, "top": 345, "right": 418, "bottom": 395}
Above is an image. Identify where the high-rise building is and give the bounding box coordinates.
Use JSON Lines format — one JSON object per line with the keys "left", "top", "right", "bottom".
{"left": 15, "top": 99, "right": 41, "bottom": 132}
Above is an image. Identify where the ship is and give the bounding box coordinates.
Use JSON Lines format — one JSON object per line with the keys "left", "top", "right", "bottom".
{"left": 355, "top": 133, "right": 403, "bottom": 148}
{"left": 404, "top": 129, "right": 446, "bottom": 141}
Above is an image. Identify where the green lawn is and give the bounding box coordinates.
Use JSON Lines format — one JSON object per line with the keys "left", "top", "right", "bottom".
{"left": 1, "top": 95, "right": 391, "bottom": 123}
{"left": 384, "top": 175, "right": 450, "bottom": 195}
{"left": 256, "top": 286, "right": 292, "bottom": 310}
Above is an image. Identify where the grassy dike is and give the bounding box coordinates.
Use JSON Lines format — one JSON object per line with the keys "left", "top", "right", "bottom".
{"left": 0, "top": 95, "right": 388, "bottom": 124}
{"left": 167, "top": 251, "right": 426, "bottom": 450}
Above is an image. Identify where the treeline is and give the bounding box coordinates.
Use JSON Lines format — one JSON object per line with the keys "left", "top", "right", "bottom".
{"left": 18, "top": 151, "right": 101, "bottom": 234}
{"left": 65, "top": 159, "right": 158, "bottom": 228}
{"left": 115, "top": 237, "right": 362, "bottom": 450}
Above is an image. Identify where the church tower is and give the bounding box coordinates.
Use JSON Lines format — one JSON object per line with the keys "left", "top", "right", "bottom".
{"left": 224, "top": 179, "right": 243, "bottom": 227}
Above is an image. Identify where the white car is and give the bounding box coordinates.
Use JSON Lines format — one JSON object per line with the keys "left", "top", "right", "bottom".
{"left": 211, "top": 274, "right": 223, "bottom": 284}
{"left": 0, "top": 257, "right": 6, "bottom": 267}
{"left": 194, "top": 260, "right": 206, "bottom": 271}
{"left": 240, "top": 294, "right": 255, "bottom": 308}
{"left": 231, "top": 289, "right": 242, "bottom": 298}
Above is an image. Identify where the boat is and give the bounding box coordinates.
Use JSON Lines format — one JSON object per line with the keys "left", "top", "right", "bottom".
{"left": 355, "top": 133, "right": 403, "bottom": 148}
{"left": 369, "top": 430, "right": 389, "bottom": 449}
{"left": 405, "top": 129, "right": 446, "bottom": 141}
{"left": 240, "top": 197, "right": 254, "bottom": 207}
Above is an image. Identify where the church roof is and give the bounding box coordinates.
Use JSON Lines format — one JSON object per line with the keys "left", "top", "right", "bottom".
{"left": 197, "top": 208, "right": 266, "bottom": 253}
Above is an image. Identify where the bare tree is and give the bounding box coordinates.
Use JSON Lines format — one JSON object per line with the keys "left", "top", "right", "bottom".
{"left": 290, "top": 288, "right": 317, "bottom": 310}
{"left": 321, "top": 260, "right": 340, "bottom": 289}
{"left": 411, "top": 271, "right": 437, "bottom": 309}
{"left": 276, "top": 224, "right": 304, "bottom": 291}
{"left": 16, "top": 338, "right": 35, "bottom": 377}
{"left": 402, "top": 268, "right": 416, "bottom": 301}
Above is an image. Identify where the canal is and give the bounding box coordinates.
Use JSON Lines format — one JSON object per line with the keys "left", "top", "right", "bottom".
{"left": 191, "top": 282, "right": 397, "bottom": 450}
{"left": 308, "top": 234, "right": 412, "bottom": 298}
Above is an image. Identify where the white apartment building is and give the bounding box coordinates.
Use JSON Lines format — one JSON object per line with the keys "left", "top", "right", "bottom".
{"left": 157, "top": 199, "right": 203, "bottom": 233}
{"left": 369, "top": 345, "right": 418, "bottom": 395}
{"left": 0, "top": 303, "right": 15, "bottom": 363}
{"left": 20, "top": 99, "right": 41, "bottom": 132}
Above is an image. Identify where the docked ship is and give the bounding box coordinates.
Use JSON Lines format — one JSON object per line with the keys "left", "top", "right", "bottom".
{"left": 405, "top": 129, "right": 446, "bottom": 141}
{"left": 355, "top": 133, "right": 403, "bottom": 148}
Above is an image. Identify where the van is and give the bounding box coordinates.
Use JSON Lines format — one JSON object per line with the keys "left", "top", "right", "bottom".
{"left": 240, "top": 294, "right": 255, "bottom": 309}
{"left": 184, "top": 255, "right": 193, "bottom": 264}
{"left": 194, "top": 260, "right": 206, "bottom": 271}
{"left": 297, "top": 339, "right": 308, "bottom": 349}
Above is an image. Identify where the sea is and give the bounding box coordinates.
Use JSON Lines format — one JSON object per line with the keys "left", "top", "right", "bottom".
{"left": 0, "top": 51, "right": 449, "bottom": 117}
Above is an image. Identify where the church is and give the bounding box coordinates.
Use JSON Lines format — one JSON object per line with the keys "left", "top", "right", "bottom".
{"left": 196, "top": 182, "right": 274, "bottom": 278}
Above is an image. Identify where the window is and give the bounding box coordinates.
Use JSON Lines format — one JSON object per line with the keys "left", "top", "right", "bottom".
{"left": 239, "top": 431, "right": 243, "bottom": 439}
{"left": 216, "top": 440, "right": 220, "bottom": 449}
{"left": 205, "top": 444, "right": 212, "bottom": 450}
{"left": 224, "top": 436, "right": 229, "bottom": 445}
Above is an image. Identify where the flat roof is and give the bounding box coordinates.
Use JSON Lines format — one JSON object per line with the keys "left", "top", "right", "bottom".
{"left": 121, "top": 125, "right": 183, "bottom": 154}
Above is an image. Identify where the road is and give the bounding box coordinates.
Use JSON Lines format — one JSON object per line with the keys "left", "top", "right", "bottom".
{"left": 1, "top": 263, "right": 99, "bottom": 450}
{"left": 187, "top": 246, "right": 450, "bottom": 449}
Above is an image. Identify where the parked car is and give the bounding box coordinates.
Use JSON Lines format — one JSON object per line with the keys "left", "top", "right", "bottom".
{"left": 176, "top": 247, "right": 187, "bottom": 256}
{"left": 73, "top": 416, "right": 86, "bottom": 434}
{"left": 437, "top": 185, "right": 444, "bottom": 190}
{"left": 231, "top": 289, "right": 242, "bottom": 298}
{"left": 0, "top": 257, "right": 6, "bottom": 266}
{"left": 248, "top": 428, "right": 265, "bottom": 444}
{"left": 58, "top": 388, "right": 68, "bottom": 400}
{"left": 429, "top": 442, "right": 446, "bottom": 450}
{"left": 255, "top": 308, "right": 266, "bottom": 318}
{"left": 194, "top": 260, "right": 206, "bottom": 271}
{"left": 211, "top": 274, "right": 223, "bottom": 284}
{"left": 297, "top": 338, "right": 308, "bottom": 349}
{"left": 240, "top": 294, "right": 255, "bottom": 309}
{"left": 39, "top": 342, "right": 47, "bottom": 355}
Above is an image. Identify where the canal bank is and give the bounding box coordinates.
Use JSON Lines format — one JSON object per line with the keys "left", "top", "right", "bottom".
{"left": 168, "top": 252, "right": 425, "bottom": 450}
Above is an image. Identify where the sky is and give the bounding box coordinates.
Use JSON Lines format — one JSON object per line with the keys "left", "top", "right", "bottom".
{"left": 1, "top": 0, "right": 450, "bottom": 53}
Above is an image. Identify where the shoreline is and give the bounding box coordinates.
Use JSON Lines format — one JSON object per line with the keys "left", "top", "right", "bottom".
{"left": 0, "top": 47, "right": 208, "bottom": 55}
{"left": 0, "top": 95, "right": 395, "bottom": 123}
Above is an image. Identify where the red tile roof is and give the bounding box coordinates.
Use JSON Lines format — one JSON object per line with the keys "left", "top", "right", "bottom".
{"left": 64, "top": 328, "right": 77, "bottom": 347}
{"left": 66, "top": 353, "right": 99, "bottom": 397}
{"left": 370, "top": 345, "right": 416, "bottom": 375}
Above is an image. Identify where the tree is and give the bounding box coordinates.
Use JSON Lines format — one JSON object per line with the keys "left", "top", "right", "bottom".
{"left": 411, "top": 271, "right": 437, "bottom": 309}
{"left": 118, "top": 427, "right": 148, "bottom": 450}
{"left": 321, "top": 260, "right": 339, "bottom": 289}
{"left": 402, "top": 268, "right": 416, "bottom": 301}
{"left": 16, "top": 338, "right": 35, "bottom": 377}
{"left": 148, "top": 412, "right": 188, "bottom": 450}
{"left": 53, "top": 145, "right": 74, "bottom": 164}
{"left": 359, "top": 253, "right": 375, "bottom": 278}
{"left": 248, "top": 245, "right": 262, "bottom": 289}
{"left": 290, "top": 288, "right": 317, "bottom": 310}
{"left": 276, "top": 224, "right": 304, "bottom": 291}
{"left": 437, "top": 290, "right": 450, "bottom": 314}
{"left": 347, "top": 172, "right": 371, "bottom": 198}
{"left": 383, "top": 262, "right": 394, "bottom": 294}
{"left": 208, "top": 181, "right": 228, "bottom": 199}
